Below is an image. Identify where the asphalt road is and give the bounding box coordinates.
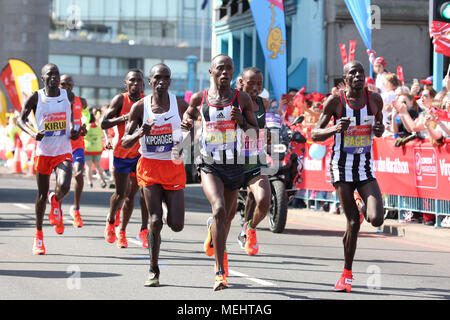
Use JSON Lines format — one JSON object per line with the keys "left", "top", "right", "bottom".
{"left": 1, "top": 174, "right": 450, "bottom": 305}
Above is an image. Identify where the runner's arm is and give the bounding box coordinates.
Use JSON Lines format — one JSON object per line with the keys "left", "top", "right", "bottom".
{"left": 121, "top": 100, "right": 150, "bottom": 148}
{"left": 311, "top": 94, "right": 348, "bottom": 142}
{"left": 17, "top": 92, "right": 42, "bottom": 140}
{"left": 101, "top": 94, "right": 126, "bottom": 130}
{"left": 181, "top": 92, "right": 202, "bottom": 131}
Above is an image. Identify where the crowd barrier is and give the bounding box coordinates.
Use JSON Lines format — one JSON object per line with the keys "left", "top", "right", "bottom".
{"left": 294, "top": 137, "right": 450, "bottom": 228}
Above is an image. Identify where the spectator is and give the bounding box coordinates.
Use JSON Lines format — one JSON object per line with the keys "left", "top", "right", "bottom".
{"left": 84, "top": 107, "right": 108, "bottom": 188}
{"left": 391, "top": 94, "right": 420, "bottom": 139}
{"left": 373, "top": 56, "right": 388, "bottom": 94}
{"left": 277, "top": 88, "right": 300, "bottom": 122}
{"left": 381, "top": 73, "right": 401, "bottom": 132}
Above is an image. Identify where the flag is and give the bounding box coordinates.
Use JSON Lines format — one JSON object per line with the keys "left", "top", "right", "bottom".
{"left": 201, "top": 0, "right": 208, "bottom": 10}
{"left": 0, "top": 88, "right": 7, "bottom": 126}
{"left": 249, "top": 0, "right": 287, "bottom": 102}
{"left": 344, "top": 0, "right": 372, "bottom": 50}
{"left": 430, "top": 21, "right": 450, "bottom": 57}
{"left": 8, "top": 59, "right": 39, "bottom": 108}
{"left": 339, "top": 43, "right": 348, "bottom": 66}
{"left": 0, "top": 63, "right": 22, "bottom": 112}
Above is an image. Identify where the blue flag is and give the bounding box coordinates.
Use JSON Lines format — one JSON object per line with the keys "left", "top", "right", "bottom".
{"left": 249, "top": 0, "right": 287, "bottom": 102}
{"left": 344, "top": 0, "right": 372, "bottom": 50}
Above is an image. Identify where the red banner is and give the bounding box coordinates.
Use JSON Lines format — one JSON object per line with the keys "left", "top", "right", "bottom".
{"left": 348, "top": 40, "right": 357, "bottom": 62}
{"left": 296, "top": 137, "right": 450, "bottom": 200}
{"left": 0, "top": 64, "right": 22, "bottom": 112}
{"left": 339, "top": 43, "right": 348, "bottom": 66}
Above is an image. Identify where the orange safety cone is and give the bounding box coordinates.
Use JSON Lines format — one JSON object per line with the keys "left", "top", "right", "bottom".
{"left": 12, "top": 148, "right": 23, "bottom": 174}
{"left": 12, "top": 134, "right": 23, "bottom": 174}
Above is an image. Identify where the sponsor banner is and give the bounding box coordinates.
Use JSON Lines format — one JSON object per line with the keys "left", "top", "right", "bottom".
{"left": 296, "top": 137, "right": 450, "bottom": 200}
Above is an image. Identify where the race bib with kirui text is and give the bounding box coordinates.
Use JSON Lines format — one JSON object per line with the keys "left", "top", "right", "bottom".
{"left": 343, "top": 116, "right": 374, "bottom": 154}
{"left": 145, "top": 123, "right": 174, "bottom": 153}
{"left": 204, "top": 120, "right": 236, "bottom": 152}
{"left": 43, "top": 112, "right": 67, "bottom": 137}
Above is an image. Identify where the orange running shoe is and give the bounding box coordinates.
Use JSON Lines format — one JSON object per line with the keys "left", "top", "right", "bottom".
{"left": 213, "top": 271, "right": 228, "bottom": 291}
{"left": 70, "top": 206, "right": 84, "bottom": 228}
{"left": 334, "top": 270, "right": 353, "bottom": 292}
{"left": 32, "top": 230, "right": 45, "bottom": 255}
{"left": 104, "top": 222, "right": 116, "bottom": 243}
{"left": 203, "top": 217, "right": 214, "bottom": 256}
{"left": 54, "top": 213, "right": 65, "bottom": 234}
{"left": 117, "top": 230, "right": 128, "bottom": 248}
{"left": 244, "top": 222, "right": 259, "bottom": 256}
{"left": 48, "top": 192, "right": 62, "bottom": 226}
{"left": 114, "top": 209, "right": 121, "bottom": 227}
{"left": 138, "top": 228, "right": 149, "bottom": 249}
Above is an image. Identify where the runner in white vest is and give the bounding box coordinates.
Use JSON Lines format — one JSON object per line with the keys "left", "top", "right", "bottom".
{"left": 18, "top": 63, "right": 79, "bottom": 255}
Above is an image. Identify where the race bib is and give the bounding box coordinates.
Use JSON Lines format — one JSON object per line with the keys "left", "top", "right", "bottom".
{"left": 343, "top": 116, "right": 374, "bottom": 154}
{"left": 204, "top": 120, "right": 236, "bottom": 152}
{"left": 145, "top": 123, "right": 173, "bottom": 153}
{"left": 43, "top": 112, "right": 67, "bottom": 137}
{"left": 266, "top": 112, "right": 282, "bottom": 129}
{"left": 241, "top": 128, "right": 265, "bottom": 157}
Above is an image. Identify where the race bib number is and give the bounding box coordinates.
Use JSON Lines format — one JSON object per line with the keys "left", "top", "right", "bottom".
{"left": 343, "top": 116, "right": 374, "bottom": 154}
{"left": 204, "top": 120, "right": 236, "bottom": 152}
{"left": 241, "top": 128, "right": 265, "bottom": 156}
{"left": 43, "top": 112, "right": 67, "bottom": 137}
{"left": 145, "top": 123, "right": 173, "bottom": 153}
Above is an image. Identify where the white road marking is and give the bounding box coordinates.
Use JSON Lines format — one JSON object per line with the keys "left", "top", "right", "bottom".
{"left": 13, "top": 203, "right": 32, "bottom": 210}
{"left": 228, "top": 269, "right": 276, "bottom": 286}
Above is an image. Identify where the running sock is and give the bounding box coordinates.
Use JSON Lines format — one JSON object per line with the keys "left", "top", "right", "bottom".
{"left": 248, "top": 219, "right": 256, "bottom": 230}
{"left": 149, "top": 264, "right": 160, "bottom": 276}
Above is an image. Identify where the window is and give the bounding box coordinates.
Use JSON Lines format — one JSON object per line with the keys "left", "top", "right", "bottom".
{"left": 81, "top": 56, "right": 96, "bottom": 75}
{"left": 49, "top": 54, "right": 81, "bottom": 75}
{"left": 80, "top": 87, "right": 96, "bottom": 102}
{"left": 99, "top": 57, "right": 111, "bottom": 76}
{"left": 120, "top": 0, "right": 135, "bottom": 18}
{"left": 104, "top": 0, "right": 120, "bottom": 19}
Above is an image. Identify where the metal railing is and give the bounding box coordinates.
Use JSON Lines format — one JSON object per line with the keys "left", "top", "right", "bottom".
{"left": 295, "top": 189, "right": 450, "bottom": 228}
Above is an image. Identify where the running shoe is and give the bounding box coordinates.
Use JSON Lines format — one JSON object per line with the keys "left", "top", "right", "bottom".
{"left": 117, "top": 230, "right": 128, "bottom": 248}
{"left": 213, "top": 271, "right": 228, "bottom": 291}
{"left": 144, "top": 266, "right": 160, "bottom": 287}
{"left": 70, "top": 206, "right": 84, "bottom": 228}
{"left": 48, "top": 192, "right": 61, "bottom": 226}
{"left": 237, "top": 226, "right": 246, "bottom": 249}
{"left": 114, "top": 209, "right": 121, "bottom": 227}
{"left": 245, "top": 223, "right": 259, "bottom": 256}
{"left": 354, "top": 192, "right": 365, "bottom": 225}
{"left": 54, "top": 214, "right": 65, "bottom": 235}
{"left": 32, "top": 230, "right": 45, "bottom": 255}
{"left": 104, "top": 222, "right": 116, "bottom": 243}
{"left": 334, "top": 271, "right": 353, "bottom": 293}
{"left": 138, "top": 228, "right": 149, "bottom": 249}
{"left": 203, "top": 216, "right": 214, "bottom": 256}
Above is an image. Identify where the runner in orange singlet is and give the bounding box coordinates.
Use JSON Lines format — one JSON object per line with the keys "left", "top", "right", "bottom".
{"left": 101, "top": 69, "right": 149, "bottom": 248}
{"left": 60, "top": 74, "right": 89, "bottom": 228}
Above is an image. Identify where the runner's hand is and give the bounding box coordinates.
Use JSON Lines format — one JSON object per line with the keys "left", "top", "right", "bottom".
{"left": 181, "top": 118, "right": 193, "bottom": 131}
{"left": 335, "top": 117, "right": 351, "bottom": 133}
{"left": 35, "top": 130, "right": 45, "bottom": 141}
{"left": 140, "top": 121, "right": 153, "bottom": 137}
{"left": 373, "top": 121, "right": 384, "bottom": 137}
{"left": 231, "top": 105, "right": 244, "bottom": 126}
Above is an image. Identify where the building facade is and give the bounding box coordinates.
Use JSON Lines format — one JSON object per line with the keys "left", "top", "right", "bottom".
{"left": 49, "top": 0, "right": 213, "bottom": 107}
{"left": 212, "top": 0, "right": 431, "bottom": 96}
